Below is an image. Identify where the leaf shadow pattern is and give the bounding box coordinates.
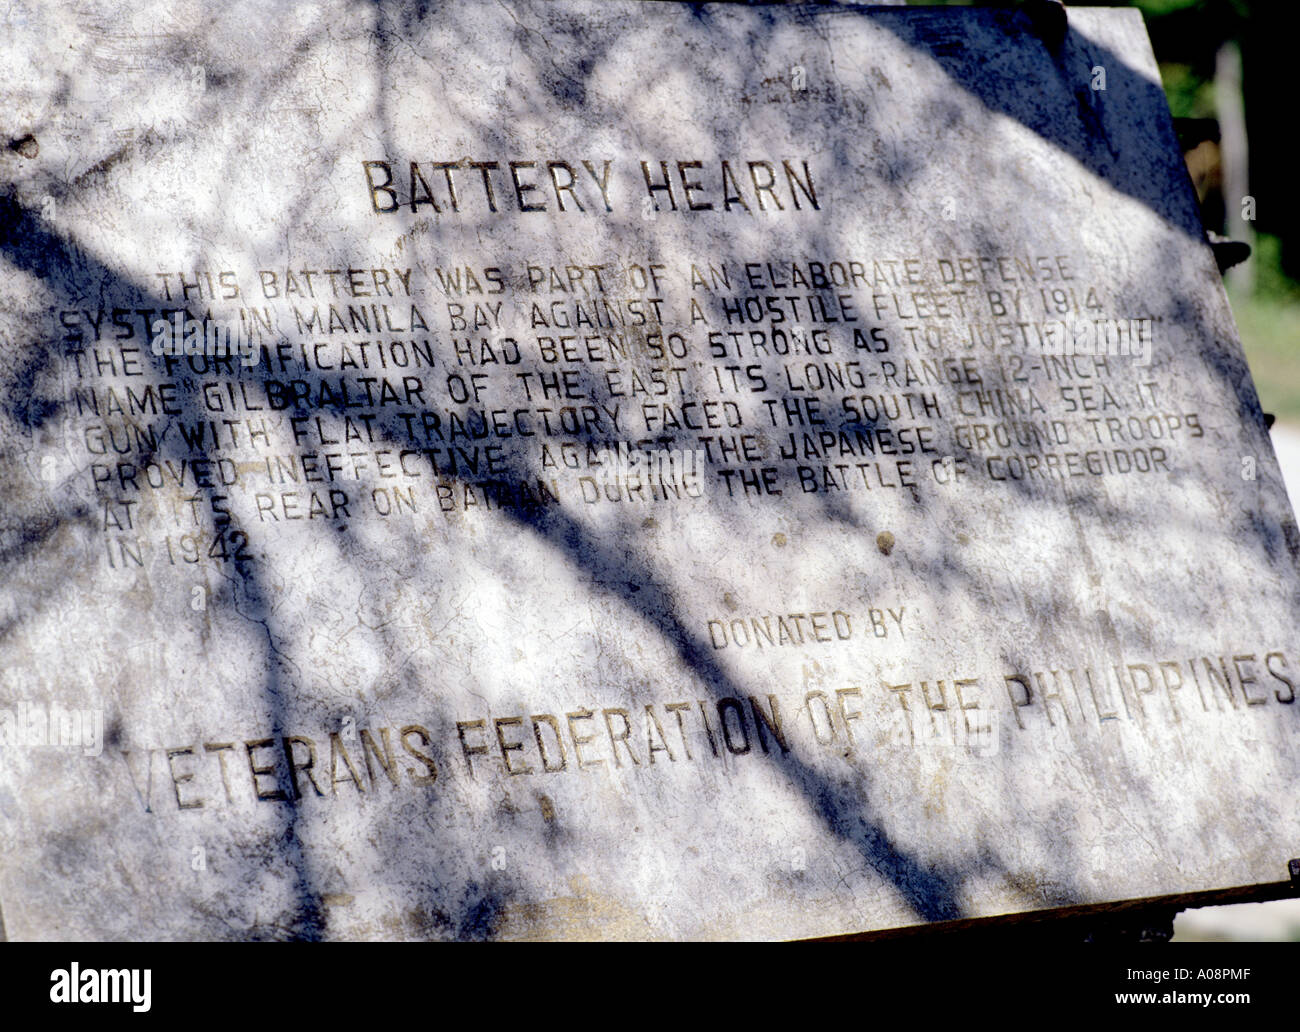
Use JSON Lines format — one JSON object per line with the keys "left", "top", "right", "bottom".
{"left": 0, "top": 0, "right": 1293, "bottom": 940}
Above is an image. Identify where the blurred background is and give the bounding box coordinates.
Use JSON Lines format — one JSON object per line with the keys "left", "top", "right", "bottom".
{"left": 909, "top": 0, "right": 1300, "bottom": 942}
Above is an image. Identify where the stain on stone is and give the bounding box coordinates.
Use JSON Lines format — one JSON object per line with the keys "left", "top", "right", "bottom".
{"left": 8, "top": 134, "right": 38, "bottom": 159}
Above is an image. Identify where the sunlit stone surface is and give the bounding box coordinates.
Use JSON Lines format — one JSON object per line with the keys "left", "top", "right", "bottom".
{"left": 0, "top": 1, "right": 1296, "bottom": 940}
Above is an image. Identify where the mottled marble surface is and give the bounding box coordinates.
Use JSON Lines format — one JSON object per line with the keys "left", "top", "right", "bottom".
{"left": 0, "top": 1, "right": 1296, "bottom": 940}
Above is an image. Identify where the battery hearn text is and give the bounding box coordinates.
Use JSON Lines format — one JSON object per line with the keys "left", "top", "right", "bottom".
{"left": 362, "top": 158, "right": 821, "bottom": 215}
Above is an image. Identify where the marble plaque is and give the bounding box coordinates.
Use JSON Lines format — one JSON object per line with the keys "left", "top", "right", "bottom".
{"left": 0, "top": 1, "right": 1296, "bottom": 940}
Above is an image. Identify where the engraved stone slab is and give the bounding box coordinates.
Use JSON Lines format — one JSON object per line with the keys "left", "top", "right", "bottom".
{"left": 1, "top": 1, "right": 1297, "bottom": 940}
